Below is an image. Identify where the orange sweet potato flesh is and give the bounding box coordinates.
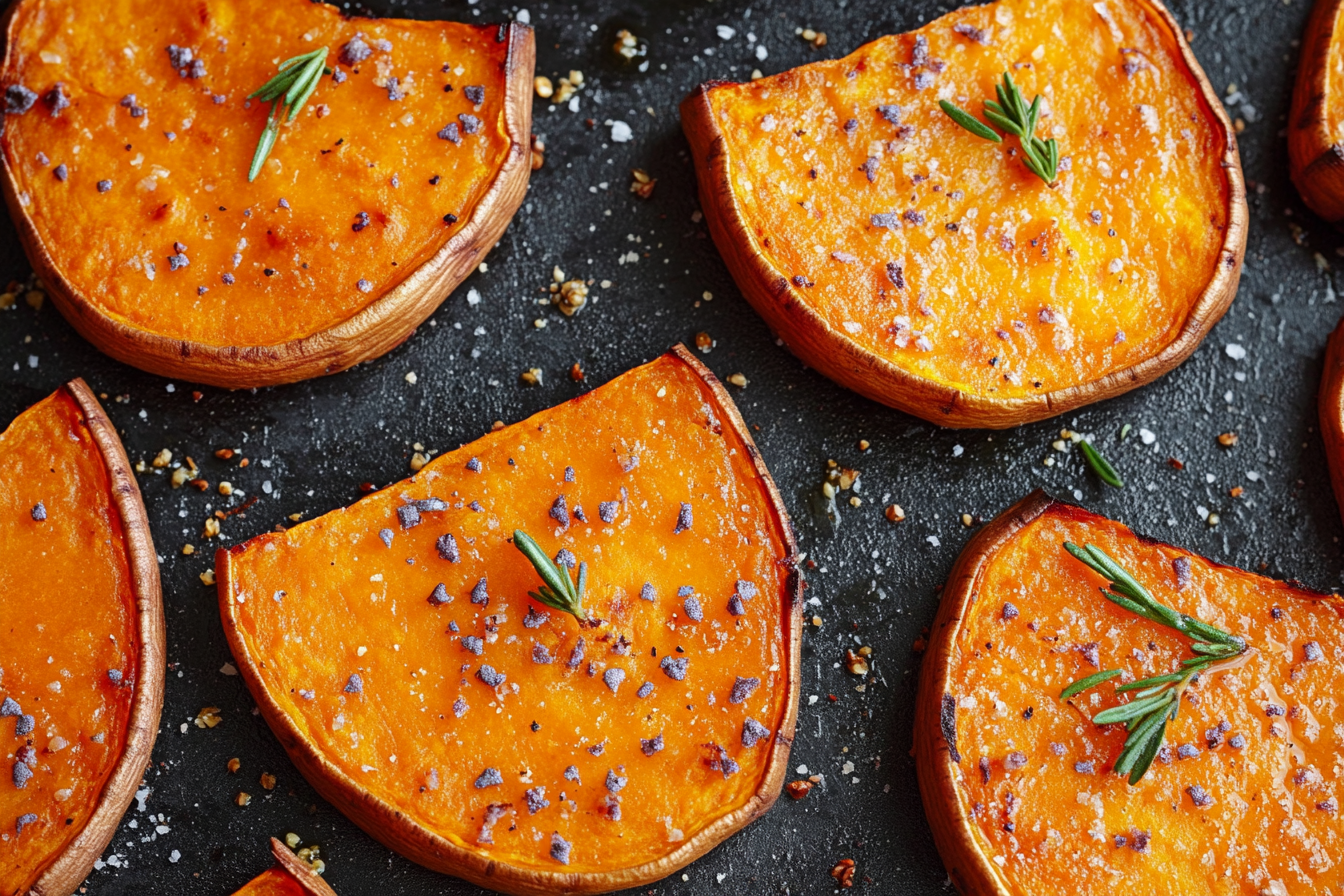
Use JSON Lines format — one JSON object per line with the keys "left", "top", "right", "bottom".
{"left": 1289, "top": 0, "right": 1344, "bottom": 225}
{"left": 218, "top": 348, "right": 800, "bottom": 893}
{"left": 0, "top": 390, "right": 139, "bottom": 895}
{"left": 686, "top": 0, "right": 1243, "bottom": 425}
{"left": 927, "top": 497, "right": 1343, "bottom": 896}
{"left": 0, "top": 0, "right": 529, "bottom": 382}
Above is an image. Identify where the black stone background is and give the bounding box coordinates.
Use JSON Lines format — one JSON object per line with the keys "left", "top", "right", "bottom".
{"left": 0, "top": 0, "right": 1338, "bottom": 892}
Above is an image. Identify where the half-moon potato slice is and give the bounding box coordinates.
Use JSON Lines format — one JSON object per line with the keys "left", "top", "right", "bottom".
{"left": 0, "top": 380, "right": 165, "bottom": 895}
{"left": 218, "top": 346, "right": 801, "bottom": 895}
{"left": 683, "top": 0, "right": 1246, "bottom": 428}
{"left": 0, "top": 0, "right": 533, "bottom": 387}
{"left": 915, "top": 491, "right": 1343, "bottom": 895}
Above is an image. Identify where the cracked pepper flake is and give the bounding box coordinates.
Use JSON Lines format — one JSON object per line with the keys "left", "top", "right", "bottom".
{"left": 5, "top": 84, "right": 37, "bottom": 114}
{"left": 564, "top": 765, "right": 581, "bottom": 783}
{"left": 344, "top": 673, "right": 363, "bottom": 694}
{"left": 555, "top": 549, "right": 576, "bottom": 569}
{"left": 640, "top": 583, "right": 656, "bottom": 602}
{"left": 459, "top": 113, "right": 481, "bottom": 134}
{"left": 461, "top": 636, "right": 483, "bottom": 655}
{"left": 636, "top": 681, "right": 654, "bottom": 698}
{"left": 437, "top": 533, "right": 460, "bottom": 562}
{"left": 727, "top": 595, "right": 746, "bottom": 617}
{"left": 464, "top": 85, "right": 485, "bottom": 105}
{"left": 379, "top": 528, "right": 394, "bottom": 548}
{"left": 13, "top": 763, "right": 32, "bottom": 789}
{"left": 641, "top": 734, "right": 664, "bottom": 756}
{"left": 523, "top": 606, "right": 549, "bottom": 628}
{"left": 567, "top": 638, "right": 585, "bottom": 669}
{"left": 661, "top": 656, "right": 688, "bottom": 680}
{"left": 683, "top": 596, "right": 703, "bottom": 622}
{"left": 453, "top": 697, "right": 468, "bottom": 717}
{"left": 742, "top": 718, "right": 770, "bottom": 747}
{"left": 673, "top": 502, "right": 692, "bottom": 533}
{"left": 471, "top": 578, "right": 489, "bottom": 605}
{"left": 466, "top": 457, "right": 481, "bottom": 472}
{"left": 550, "top": 495, "right": 570, "bottom": 527}
{"left": 15, "top": 813, "right": 37, "bottom": 834}
{"left": 397, "top": 504, "right": 421, "bottom": 529}
{"left": 474, "top": 767, "right": 503, "bottom": 788}
{"left": 524, "top": 786, "right": 549, "bottom": 814}
{"left": 605, "top": 769, "right": 627, "bottom": 792}
{"left": 477, "top": 665, "right": 506, "bottom": 687}
{"left": 30, "top": 502, "right": 46, "bottom": 522}
{"left": 12, "top": 715, "right": 31, "bottom": 736}
{"left": 340, "top": 36, "right": 372, "bottom": 66}
{"left": 532, "top": 643, "right": 553, "bottom": 664}
{"left": 550, "top": 833, "right": 571, "bottom": 864}
{"left": 428, "top": 583, "right": 451, "bottom": 606}
{"left": 599, "top": 501, "right": 619, "bottom": 523}
{"left": 729, "top": 676, "right": 760, "bottom": 704}
{"left": 603, "top": 668, "right": 626, "bottom": 693}
{"left": 0, "top": 698, "right": 18, "bottom": 717}
{"left": 438, "top": 122, "right": 461, "bottom": 144}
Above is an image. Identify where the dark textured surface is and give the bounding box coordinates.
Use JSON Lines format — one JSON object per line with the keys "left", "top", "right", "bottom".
{"left": 0, "top": 0, "right": 1338, "bottom": 893}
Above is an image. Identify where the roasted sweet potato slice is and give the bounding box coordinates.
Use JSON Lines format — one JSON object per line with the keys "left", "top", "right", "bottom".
{"left": 0, "top": 380, "right": 164, "bottom": 896}
{"left": 218, "top": 346, "right": 801, "bottom": 896}
{"left": 0, "top": 0, "right": 532, "bottom": 388}
{"left": 915, "top": 491, "right": 1344, "bottom": 896}
{"left": 683, "top": 0, "right": 1246, "bottom": 428}
{"left": 1290, "top": 0, "right": 1344, "bottom": 224}
{"left": 230, "top": 839, "right": 338, "bottom": 896}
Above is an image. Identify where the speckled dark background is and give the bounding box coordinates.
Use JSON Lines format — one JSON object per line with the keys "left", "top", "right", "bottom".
{"left": 0, "top": 0, "right": 1338, "bottom": 893}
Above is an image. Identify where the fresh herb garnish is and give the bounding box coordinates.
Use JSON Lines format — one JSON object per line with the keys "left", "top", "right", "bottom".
{"left": 245, "top": 47, "right": 329, "bottom": 182}
{"left": 513, "top": 530, "right": 591, "bottom": 625}
{"left": 1079, "top": 439, "right": 1124, "bottom": 488}
{"left": 939, "top": 71, "right": 1060, "bottom": 184}
{"left": 1060, "top": 541, "right": 1246, "bottom": 785}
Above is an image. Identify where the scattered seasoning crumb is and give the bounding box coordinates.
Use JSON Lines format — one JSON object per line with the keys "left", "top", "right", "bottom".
{"left": 641, "top": 734, "right": 664, "bottom": 756}
{"left": 471, "top": 578, "right": 490, "bottom": 605}
{"left": 428, "top": 583, "right": 452, "bottom": 606}
{"left": 742, "top": 718, "right": 770, "bottom": 747}
{"left": 343, "top": 673, "right": 363, "bottom": 694}
{"left": 476, "top": 665, "right": 506, "bottom": 687}
{"left": 1303, "top": 641, "right": 1324, "bottom": 662}
{"left": 831, "top": 858, "right": 856, "bottom": 888}
{"left": 524, "top": 786, "right": 549, "bottom": 814}
{"left": 97, "top": 179, "right": 112, "bottom": 193}
{"left": 1003, "top": 751, "right": 1027, "bottom": 771}
{"left": 603, "top": 668, "right": 626, "bottom": 693}
{"left": 453, "top": 697, "right": 468, "bottom": 717}
{"left": 379, "top": 528, "right": 394, "bottom": 548}
{"left": 29, "top": 502, "right": 46, "bottom": 522}
{"left": 683, "top": 595, "right": 703, "bottom": 622}
{"left": 786, "top": 780, "right": 812, "bottom": 799}
{"left": 1186, "top": 784, "right": 1215, "bottom": 808}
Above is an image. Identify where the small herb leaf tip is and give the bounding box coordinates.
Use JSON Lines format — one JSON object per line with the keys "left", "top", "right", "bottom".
{"left": 1058, "top": 541, "right": 1246, "bottom": 784}
{"left": 245, "top": 47, "right": 329, "bottom": 182}
{"left": 513, "top": 530, "right": 590, "bottom": 625}
{"left": 940, "top": 71, "right": 1060, "bottom": 184}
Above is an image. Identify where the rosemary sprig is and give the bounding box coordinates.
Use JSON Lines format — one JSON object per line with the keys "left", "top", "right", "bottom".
{"left": 939, "top": 71, "right": 1060, "bottom": 184}
{"left": 1059, "top": 541, "right": 1246, "bottom": 785}
{"left": 1079, "top": 439, "right": 1124, "bottom": 488}
{"left": 245, "top": 47, "right": 329, "bottom": 182}
{"left": 512, "top": 530, "right": 590, "bottom": 624}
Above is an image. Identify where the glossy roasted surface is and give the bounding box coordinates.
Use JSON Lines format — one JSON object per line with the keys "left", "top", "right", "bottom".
{"left": 0, "top": 0, "right": 516, "bottom": 347}
{"left": 0, "top": 389, "right": 138, "bottom": 895}
{"left": 699, "top": 0, "right": 1232, "bottom": 399}
{"left": 220, "top": 352, "right": 795, "bottom": 878}
{"left": 948, "top": 502, "right": 1343, "bottom": 896}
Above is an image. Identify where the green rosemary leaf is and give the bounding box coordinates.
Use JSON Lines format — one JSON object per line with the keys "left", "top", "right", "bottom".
{"left": 245, "top": 46, "right": 329, "bottom": 181}
{"left": 939, "top": 100, "right": 1003, "bottom": 143}
{"left": 1126, "top": 718, "right": 1168, "bottom": 785}
{"left": 1079, "top": 440, "right": 1124, "bottom": 488}
{"left": 247, "top": 103, "right": 281, "bottom": 183}
{"left": 514, "top": 530, "right": 589, "bottom": 623}
{"left": 982, "top": 108, "right": 1023, "bottom": 137}
{"left": 1025, "top": 94, "right": 1041, "bottom": 140}
{"left": 1131, "top": 682, "right": 1177, "bottom": 700}
{"left": 513, "top": 531, "right": 571, "bottom": 597}
{"left": 1115, "top": 672, "right": 1184, "bottom": 693}
{"left": 1060, "top": 668, "right": 1122, "bottom": 699}
{"left": 1091, "top": 692, "right": 1174, "bottom": 725}
{"left": 1116, "top": 710, "right": 1168, "bottom": 779}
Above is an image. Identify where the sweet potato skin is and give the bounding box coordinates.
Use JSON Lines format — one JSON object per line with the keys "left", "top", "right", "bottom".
{"left": 0, "top": 0, "right": 533, "bottom": 387}
{"left": 1321, "top": 318, "right": 1344, "bottom": 523}
{"left": 230, "top": 839, "right": 339, "bottom": 896}
{"left": 916, "top": 492, "right": 1344, "bottom": 896}
{"left": 0, "top": 382, "right": 164, "bottom": 896}
{"left": 683, "top": 0, "right": 1246, "bottom": 428}
{"left": 1289, "top": 0, "right": 1344, "bottom": 225}
{"left": 218, "top": 347, "right": 801, "bottom": 896}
